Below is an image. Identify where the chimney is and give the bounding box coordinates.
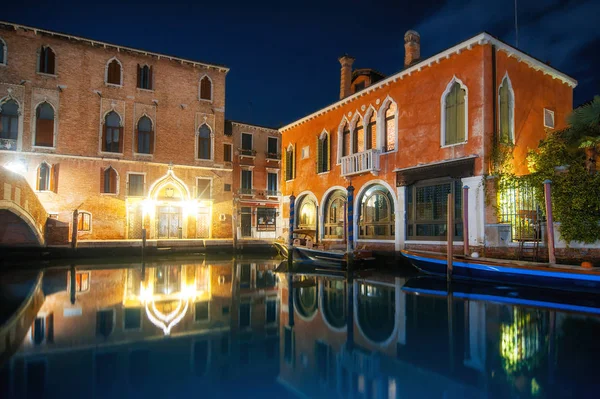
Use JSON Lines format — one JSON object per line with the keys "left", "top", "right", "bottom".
{"left": 404, "top": 30, "right": 420, "bottom": 68}
{"left": 338, "top": 54, "right": 355, "bottom": 99}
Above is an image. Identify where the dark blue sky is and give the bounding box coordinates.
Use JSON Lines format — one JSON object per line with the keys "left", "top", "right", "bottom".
{"left": 4, "top": 0, "right": 599, "bottom": 128}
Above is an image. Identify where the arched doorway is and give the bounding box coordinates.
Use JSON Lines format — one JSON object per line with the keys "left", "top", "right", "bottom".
{"left": 358, "top": 184, "right": 395, "bottom": 240}
{"left": 323, "top": 190, "right": 346, "bottom": 240}
{"left": 296, "top": 195, "right": 317, "bottom": 231}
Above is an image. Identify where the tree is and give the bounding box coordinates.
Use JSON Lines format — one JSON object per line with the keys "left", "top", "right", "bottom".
{"left": 565, "top": 95, "right": 600, "bottom": 173}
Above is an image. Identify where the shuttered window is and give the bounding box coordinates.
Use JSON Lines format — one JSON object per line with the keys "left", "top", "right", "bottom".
{"left": 200, "top": 76, "right": 212, "bottom": 100}
{"left": 137, "top": 64, "right": 153, "bottom": 90}
{"left": 103, "top": 111, "right": 122, "bottom": 153}
{"left": 285, "top": 147, "right": 295, "bottom": 180}
{"left": 366, "top": 112, "right": 376, "bottom": 150}
{"left": 107, "top": 59, "right": 122, "bottom": 85}
{"left": 136, "top": 116, "right": 153, "bottom": 154}
{"left": 499, "top": 77, "right": 514, "bottom": 143}
{"left": 342, "top": 123, "right": 350, "bottom": 157}
{"left": 317, "top": 133, "right": 329, "bottom": 174}
{"left": 38, "top": 46, "right": 55, "bottom": 74}
{"left": 444, "top": 82, "right": 466, "bottom": 146}
{"left": 35, "top": 102, "right": 54, "bottom": 147}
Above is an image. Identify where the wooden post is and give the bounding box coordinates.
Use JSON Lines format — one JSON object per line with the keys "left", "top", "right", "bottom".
{"left": 447, "top": 193, "right": 454, "bottom": 281}
{"left": 71, "top": 209, "right": 78, "bottom": 249}
{"left": 543, "top": 180, "right": 556, "bottom": 264}
{"left": 69, "top": 264, "right": 76, "bottom": 305}
{"left": 462, "top": 185, "right": 469, "bottom": 256}
{"left": 346, "top": 184, "right": 355, "bottom": 253}
{"left": 289, "top": 194, "right": 296, "bottom": 246}
{"left": 141, "top": 228, "right": 147, "bottom": 259}
{"left": 315, "top": 205, "right": 319, "bottom": 245}
{"left": 232, "top": 199, "right": 238, "bottom": 251}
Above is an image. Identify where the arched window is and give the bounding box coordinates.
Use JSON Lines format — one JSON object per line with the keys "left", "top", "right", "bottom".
{"left": 199, "top": 76, "right": 212, "bottom": 101}
{"left": 35, "top": 102, "right": 55, "bottom": 147}
{"left": 197, "top": 124, "right": 211, "bottom": 160}
{"left": 294, "top": 277, "right": 317, "bottom": 318}
{"left": 442, "top": 79, "right": 467, "bottom": 146}
{"left": 103, "top": 111, "right": 122, "bottom": 153}
{"left": 316, "top": 131, "right": 329, "bottom": 174}
{"left": 342, "top": 122, "right": 350, "bottom": 157}
{"left": 285, "top": 144, "right": 295, "bottom": 180}
{"left": 324, "top": 190, "right": 346, "bottom": 239}
{"left": 359, "top": 184, "right": 395, "bottom": 239}
{"left": 297, "top": 196, "right": 316, "bottom": 230}
{"left": 323, "top": 280, "right": 346, "bottom": 329}
{"left": 0, "top": 37, "right": 6, "bottom": 65}
{"left": 136, "top": 116, "right": 153, "bottom": 154}
{"left": 0, "top": 100, "right": 19, "bottom": 146}
{"left": 77, "top": 211, "right": 92, "bottom": 232}
{"left": 106, "top": 59, "right": 122, "bottom": 85}
{"left": 102, "top": 167, "right": 118, "bottom": 194}
{"left": 137, "top": 64, "right": 153, "bottom": 90}
{"left": 37, "top": 162, "right": 51, "bottom": 191}
{"left": 352, "top": 116, "right": 364, "bottom": 153}
{"left": 499, "top": 75, "right": 514, "bottom": 144}
{"left": 357, "top": 282, "right": 395, "bottom": 342}
{"left": 366, "top": 111, "right": 376, "bottom": 150}
{"left": 38, "top": 46, "right": 55, "bottom": 75}
{"left": 383, "top": 102, "right": 397, "bottom": 152}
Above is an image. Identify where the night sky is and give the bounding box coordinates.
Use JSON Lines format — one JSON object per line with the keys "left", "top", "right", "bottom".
{"left": 3, "top": 0, "right": 599, "bottom": 128}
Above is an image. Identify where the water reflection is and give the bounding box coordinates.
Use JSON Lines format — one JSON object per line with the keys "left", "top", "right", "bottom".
{"left": 1, "top": 258, "right": 600, "bottom": 398}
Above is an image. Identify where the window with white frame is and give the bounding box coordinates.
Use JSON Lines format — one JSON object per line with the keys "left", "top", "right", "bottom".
{"left": 241, "top": 170, "right": 252, "bottom": 193}
{"left": 301, "top": 146, "right": 309, "bottom": 159}
{"left": 197, "top": 124, "right": 212, "bottom": 160}
{"left": 267, "top": 172, "right": 278, "bottom": 195}
{"left": 196, "top": 178, "right": 211, "bottom": 200}
{"left": 442, "top": 79, "right": 467, "bottom": 146}
{"left": 128, "top": 173, "right": 144, "bottom": 196}
{"left": 544, "top": 108, "right": 555, "bottom": 129}
{"left": 0, "top": 99, "right": 20, "bottom": 146}
{"left": 498, "top": 75, "right": 515, "bottom": 144}
{"left": 106, "top": 58, "right": 122, "bottom": 86}
{"left": 383, "top": 101, "right": 397, "bottom": 152}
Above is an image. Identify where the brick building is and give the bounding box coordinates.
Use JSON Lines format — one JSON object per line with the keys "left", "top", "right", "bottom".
{"left": 280, "top": 30, "right": 583, "bottom": 257}
{"left": 0, "top": 21, "right": 233, "bottom": 241}
{"left": 228, "top": 121, "right": 283, "bottom": 240}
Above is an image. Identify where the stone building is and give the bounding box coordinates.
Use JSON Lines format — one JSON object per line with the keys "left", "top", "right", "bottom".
{"left": 0, "top": 21, "right": 233, "bottom": 241}
{"left": 280, "top": 30, "right": 583, "bottom": 258}
{"left": 228, "top": 120, "right": 283, "bottom": 240}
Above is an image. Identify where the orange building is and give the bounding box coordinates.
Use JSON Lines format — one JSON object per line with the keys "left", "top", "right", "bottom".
{"left": 280, "top": 31, "right": 577, "bottom": 256}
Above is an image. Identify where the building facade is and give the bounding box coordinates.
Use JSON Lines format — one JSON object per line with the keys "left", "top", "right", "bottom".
{"left": 229, "top": 121, "right": 283, "bottom": 240}
{"left": 280, "top": 30, "right": 577, "bottom": 256}
{"left": 0, "top": 21, "right": 233, "bottom": 241}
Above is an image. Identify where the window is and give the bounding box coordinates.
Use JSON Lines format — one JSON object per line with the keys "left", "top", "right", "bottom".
{"left": 285, "top": 145, "right": 295, "bottom": 180}
{"left": 136, "top": 116, "right": 153, "bottom": 154}
{"left": 128, "top": 174, "right": 144, "bottom": 196}
{"left": 342, "top": 122, "right": 350, "bottom": 157}
{"left": 96, "top": 309, "right": 114, "bottom": 338}
{"left": 195, "top": 302, "right": 209, "bottom": 321}
{"left": 77, "top": 212, "right": 91, "bottom": 232}
{"left": 224, "top": 183, "right": 231, "bottom": 192}
{"left": 317, "top": 132, "right": 330, "bottom": 173}
{"left": 102, "top": 167, "right": 118, "bottom": 194}
{"left": 544, "top": 108, "right": 555, "bottom": 129}
{"left": 0, "top": 100, "right": 19, "bottom": 145}
{"left": 267, "top": 172, "right": 278, "bottom": 195}
{"left": 406, "top": 179, "right": 463, "bottom": 240}
{"left": 324, "top": 190, "right": 346, "bottom": 239}
{"left": 239, "top": 302, "right": 251, "bottom": 328}
{"left": 297, "top": 196, "right": 316, "bottom": 230}
{"left": 224, "top": 143, "right": 232, "bottom": 162}
{"left": 359, "top": 185, "right": 395, "bottom": 239}
{"left": 443, "top": 80, "right": 467, "bottom": 146}
{"left": 241, "top": 169, "right": 252, "bottom": 193}
{"left": 196, "top": 178, "right": 211, "bottom": 199}
{"left": 257, "top": 208, "right": 276, "bottom": 231}
{"left": 352, "top": 117, "right": 364, "bottom": 153}
{"left": 499, "top": 75, "right": 514, "bottom": 144}
{"left": 0, "top": 37, "right": 6, "bottom": 65}
{"left": 383, "top": 102, "right": 397, "bottom": 152}
{"left": 267, "top": 136, "right": 279, "bottom": 158}
{"left": 266, "top": 299, "right": 277, "bottom": 324}
{"left": 103, "top": 111, "right": 122, "bottom": 153}
{"left": 366, "top": 111, "right": 376, "bottom": 150}
{"left": 197, "top": 124, "right": 211, "bottom": 160}
{"left": 75, "top": 271, "right": 90, "bottom": 292}
{"left": 301, "top": 146, "right": 309, "bottom": 159}
{"left": 106, "top": 59, "right": 122, "bottom": 85}
{"left": 37, "top": 162, "right": 51, "bottom": 191}
{"left": 137, "top": 64, "right": 153, "bottom": 90}
{"left": 35, "top": 102, "right": 54, "bottom": 147}
{"left": 199, "top": 76, "right": 212, "bottom": 100}
{"left": 31, "top": 314, "right": 53, "bottom": 345}
{"left": 38, "top": 46, "right": 55, "bottom": 74}
{"left": 241, "top": 133, "right": 253, "bottom": 156}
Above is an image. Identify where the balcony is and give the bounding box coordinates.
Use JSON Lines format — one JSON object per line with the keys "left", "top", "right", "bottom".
{"left": 266, "top": 152, "right": 281, "bottom": 160}
{"left": 340, "top": 149, "right": 380, "bottom": 177}
{"left": 265, "top": 190, "right": 281, "bottom": 198}
{"left": 238, "top": 188, "right": 256, "bottom": 197}
{"left": 0, "top": 138, "right": 17, "bottom": 151}
{"left": 239, "top": 148, "right": 256, "bottom": 158}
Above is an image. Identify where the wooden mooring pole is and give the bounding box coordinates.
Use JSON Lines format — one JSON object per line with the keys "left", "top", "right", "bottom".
{"left": 141, "top": 228, "right": 147, "bottom": 259}
{"left": 447, "top": 193, "right": 454, "bottom": 281}
{"left": 462, "top": 185, "right": 469, "bottom": 256}
{"left": 543, "top": 180, "right": 556, "bottom": 265}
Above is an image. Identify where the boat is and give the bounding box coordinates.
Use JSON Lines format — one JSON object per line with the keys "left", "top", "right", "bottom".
{"left": 273, "top": 241, "right": 346, "bottom": 268}
{"left": 401, "top": 249, "right": 600, "bottom": 294}
{"left": 402, "top": 276, "right": 600, "bottom": 316}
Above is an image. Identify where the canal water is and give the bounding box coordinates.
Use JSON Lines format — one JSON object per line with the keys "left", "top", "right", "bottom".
{"left": 1, "top": 255, "right": 599, "bottom": 398}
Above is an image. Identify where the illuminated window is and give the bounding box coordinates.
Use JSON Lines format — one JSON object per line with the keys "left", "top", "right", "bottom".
{"left": 78, "top": 212, "right": 91, "bottom": 231}
{"left": 359, "top": 185, "right": 395, "bottom": 239}
{"left": 106, "top": 58, "right": 122, "bottom": 85}
{"left": 102, "top": 167, "right": 118, "bottom": 194}
{"left": 442, "top": 79, "right": 467, "bottom": 146}
{"left": 366, "top": 111, "right": 376, "bottom": 150}
{"left": 317, "top": 131, "right": 330, "bottom": 173}
{"left": 257, "top": 208, "right": 276, "bottom": 231}
{"left": 103, "top": 111, "right": 122, "bottom": 153}
{"left": 324, "top": 190, "right": 345, "bottom": 239}
{"left": 383, "top": 102, "right": 397, "bottom": 152}
{"left": 75, "top": 271, "right": 90, "bottom": 292}
{"left": 199, "top": 75, "right": 212, "bottom": 101}
{"left": 34, "top": 102, "right": 54, "bottom": 147}
{"left": 0, "top": 99, "right": 19, "bottom": 144}
{"left": 38, "top": 46, "right": 55, "bottom": 74}
{"left": 499, "top": 75, "right": 514, "bottom": 143}
{"left": 137, "top": 64, "right": 153, "bottom": 90}
{"left": 197, "top": 124, "right": 212, "bottom": 160}
{"left": 136, "top": 116, "right": 153, "bottom": 154}
{"left": 36, "top": 162, "right": 51, "bottom": 191}
{"left": 352, "top": 116, "right": 364, "bottom": 153}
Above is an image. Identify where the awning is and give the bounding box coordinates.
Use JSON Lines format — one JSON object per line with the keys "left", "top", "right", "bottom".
{"left": 395, "top": 155, "right": 477, "bottom": 186}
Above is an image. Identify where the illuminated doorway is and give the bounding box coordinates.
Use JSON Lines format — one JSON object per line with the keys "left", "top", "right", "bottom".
{"left": 158, "top": 205, "right": 182, "bottom": 239}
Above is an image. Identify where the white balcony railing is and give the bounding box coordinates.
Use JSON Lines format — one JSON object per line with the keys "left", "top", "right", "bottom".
{"left": 340, "top": 149, "right": 380, "bottom": 177}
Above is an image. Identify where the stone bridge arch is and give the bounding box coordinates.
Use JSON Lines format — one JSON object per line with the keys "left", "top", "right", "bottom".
{"left": 0, "top": 166, "right": 47, "bottom": 246}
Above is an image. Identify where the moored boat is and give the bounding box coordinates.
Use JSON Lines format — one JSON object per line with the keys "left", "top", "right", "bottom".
{"left": 401, "top": 249, "right": 600, "bottom": 294}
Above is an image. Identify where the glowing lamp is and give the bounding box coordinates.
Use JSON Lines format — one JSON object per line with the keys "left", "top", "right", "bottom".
{"left": 4, "top": 160, "right": 27, "bottom": 176}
